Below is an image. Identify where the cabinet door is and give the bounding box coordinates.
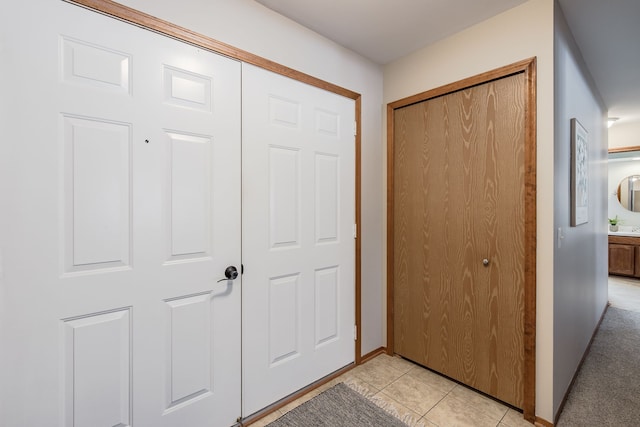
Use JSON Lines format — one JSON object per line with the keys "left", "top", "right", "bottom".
{"left": 609, "top": 244, "right": 635, "bottom": 276}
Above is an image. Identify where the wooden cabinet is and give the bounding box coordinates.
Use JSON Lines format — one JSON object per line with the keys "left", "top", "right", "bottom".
{"left": 609, "top": 236, "right": 640, "bottom": 277}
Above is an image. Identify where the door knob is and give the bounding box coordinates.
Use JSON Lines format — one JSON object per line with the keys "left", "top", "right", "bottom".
{"left": 482, "top": 258, "right": 490, "bottom": 266}
{"left": 217, "top": 265, "right": 239, "bottom": 282}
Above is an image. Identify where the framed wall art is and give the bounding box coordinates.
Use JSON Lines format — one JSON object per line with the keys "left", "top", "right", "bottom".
{"left": 571, "top": 118, "right": 589, "bottom": 226}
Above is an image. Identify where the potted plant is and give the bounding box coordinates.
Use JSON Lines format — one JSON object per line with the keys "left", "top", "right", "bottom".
{"left": 609, "top": 216, "right": 620, "bottom": 232}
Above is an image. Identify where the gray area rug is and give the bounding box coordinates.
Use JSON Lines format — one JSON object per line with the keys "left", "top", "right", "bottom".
{"left": 557, "top": 307, "right": 640, "bottom": 426}
{"left": 266, "top": 383, "right": 408, "bottom": 427}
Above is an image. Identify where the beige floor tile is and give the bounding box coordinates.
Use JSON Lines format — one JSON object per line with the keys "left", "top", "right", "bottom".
{"left": 449, "top": 384, "right": 508, "bottom": 420}
{"left": 360, "top": 353, "right": 396, "bottom": 370}
{"left": 370, "top": 391, "right": 427, "bottom": 427}
{"left": 408, "top": 417, "right": 439, "bottom": 427}
{"left": 608, "top": 276, "right": 640, "bottom": 312}
{"left": 381, "top": 374, "right": 447, "bottom": 415}
{"left": 374, "top": 353, "right": 418, "bottom": 373}
{"left": 500, "top": 408, "right": 534, "bottom": 427}
{"left": 425, "top": 394, "right": 501, "bottom": 427}
{"left": 351, "top": 357, "right": 406, "bottom": 389}
{"left": 416, "top": 417, "right": 439, "bottom": 427}
{"left": 349, "top": 360, "right": 374, "bottom": 377}
{"left": 247, "top": 357, "right": 528, "bottom": 427}
{"left": 406, "top": 364, "right": 457, "bottom": 394}
{"left": 342, "top": 375, "right": 380, "bottom": 398}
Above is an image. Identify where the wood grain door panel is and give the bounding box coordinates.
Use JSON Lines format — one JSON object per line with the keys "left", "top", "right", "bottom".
{"left": 393, "top": 73, "right": 525, "bottom": 408}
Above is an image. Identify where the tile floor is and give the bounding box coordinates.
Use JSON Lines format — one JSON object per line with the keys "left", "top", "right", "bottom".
{"left": 250, "top": 354, "right": 533, "bottom": 427}
{"left": 252, "top": 277, "right": 640, "bottom": 427}
{"left": 608, "top": 275, "right": 640, "bottom": 312}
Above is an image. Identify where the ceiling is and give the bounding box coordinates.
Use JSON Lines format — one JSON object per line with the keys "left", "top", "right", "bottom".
{"left": 255, "top": 0, "right": 527, "bottom": 64}
{"left": 558, "top": 0, "right": 640, "bottom": 124}
{"left": 256, "top": 0, "right": 640, "bottom": 127}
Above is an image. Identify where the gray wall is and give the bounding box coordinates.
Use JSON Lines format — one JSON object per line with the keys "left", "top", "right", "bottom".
{"left": 553, "top": 1, "right": 609, "bottom": 417}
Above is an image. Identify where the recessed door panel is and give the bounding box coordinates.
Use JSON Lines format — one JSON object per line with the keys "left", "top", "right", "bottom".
{"left": 315, "top": 266, "right": 339, "bottom": 347}
{"left": 61, "top": 36, "right": 131, "bottom": 93}
{"left": 314, "top": 109, "right": 339, "bottom": 138}
{"left": 165, "top": 131, "right": 212, "bottom": 260}
{"left": 62, "top": 309, "right": 131, "bottom": 427}
{"left": 163, "top": 66, "right": 212, "bottom": 112}
{"left": 269, "top": 274, "right": 300, "bottom": 365}
{"left": 269, "top": 96, "right": 300, "bottom": 129}
{"left": 315, "top": 153, "right": 339, "bottom": 244}
{"left": 63, "top": 115, "right": 131, "bottom": 272}
{"left": 269, "top": 146, "right": 300, "bottom": 250}
{"left": 164, "top": 293, "right": 212, "bottom": 410}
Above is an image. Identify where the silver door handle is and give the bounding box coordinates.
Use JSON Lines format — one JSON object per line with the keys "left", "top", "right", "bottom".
{"left": 482, "top": 259, "right": 490, "bottom": 266}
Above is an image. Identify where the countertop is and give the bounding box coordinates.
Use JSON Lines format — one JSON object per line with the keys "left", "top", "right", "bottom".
{"left": 609, "top": 231, "right": 640, "bottom": 237}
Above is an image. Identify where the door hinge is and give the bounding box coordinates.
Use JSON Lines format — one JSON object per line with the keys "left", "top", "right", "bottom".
{"left": 241, "top": 264, "right": 244, "bottom": 275}
{"left": 353, "top": 121, "right": 357, "bottom": 136}
{"left": 353, "top": 325, "right": 358, "bottom": 341}
{"left": 353, "top": 224, "right": 357, "bottom": 239}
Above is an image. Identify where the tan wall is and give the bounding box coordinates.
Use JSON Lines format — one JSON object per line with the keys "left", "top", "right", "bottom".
{"left": 609, "top": 121, "right": 640, "bottom": 149}
{"left": 383, "top": 0, "right": 555, "bottom": 420}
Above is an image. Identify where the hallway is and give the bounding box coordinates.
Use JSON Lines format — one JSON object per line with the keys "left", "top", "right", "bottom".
{"left": 555, "top": 276, "right": 640, "bottom": 426}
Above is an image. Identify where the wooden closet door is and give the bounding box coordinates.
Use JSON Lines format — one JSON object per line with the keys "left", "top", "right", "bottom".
{"left": 393, "top": 72, "right": 525, "bottom": 407}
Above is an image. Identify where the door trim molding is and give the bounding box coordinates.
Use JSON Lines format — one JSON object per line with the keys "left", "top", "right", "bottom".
{"left": 62, "top": 0, "right": 363, "bottom": 363}
{"left": 609, "top": 145, "right": 640, "bottom": 154}
{"left": 386, "top": 57, "right": 537, "bottom": 421}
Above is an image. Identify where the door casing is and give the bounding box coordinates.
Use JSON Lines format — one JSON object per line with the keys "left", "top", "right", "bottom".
{"left": 386, "top": 58, "right": 537, "bottom": 422}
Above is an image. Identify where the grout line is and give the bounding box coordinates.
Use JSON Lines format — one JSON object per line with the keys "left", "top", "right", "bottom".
{"left": 423, "top": 387, "right": 451, "bottom": 419}
{"left": 498, "top": 408, "right": 509, "bottom": 425}
{"left": 346, "top": 355, "right": 517, "bottom": 427}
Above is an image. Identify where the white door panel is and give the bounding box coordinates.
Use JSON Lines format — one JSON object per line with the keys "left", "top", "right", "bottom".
{"left": 242, "top": 64, "right": 355, "bottom": 415}
{"left": 1, "top": 3, "right": 240, "bottom": 426}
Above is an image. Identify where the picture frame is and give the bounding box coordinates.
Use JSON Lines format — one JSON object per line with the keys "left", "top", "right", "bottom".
{"left": 571, "top": 118, "right": 589, "bottom": 226}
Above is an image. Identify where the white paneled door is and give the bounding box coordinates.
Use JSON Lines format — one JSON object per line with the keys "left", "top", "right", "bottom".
{"left": 1, "top": 2, "right": 240, "bottom": 426}
{"left": 242, "top": 64, "right": 356, "bottom": 415}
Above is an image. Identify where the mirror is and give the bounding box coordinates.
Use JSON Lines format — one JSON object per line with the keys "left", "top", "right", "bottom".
{"left": 617, "top": 175, "right": 640, "bottom": 212}
{"left": 609, "top": 146, "right": 640, "bottom": 212}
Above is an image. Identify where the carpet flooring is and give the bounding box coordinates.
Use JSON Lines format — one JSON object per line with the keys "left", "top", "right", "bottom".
{"left": 556, "top": 307, "right": 640, "bottom": 426}
{"left": 266, "top": 382, "right": 408, "bottom": 427}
